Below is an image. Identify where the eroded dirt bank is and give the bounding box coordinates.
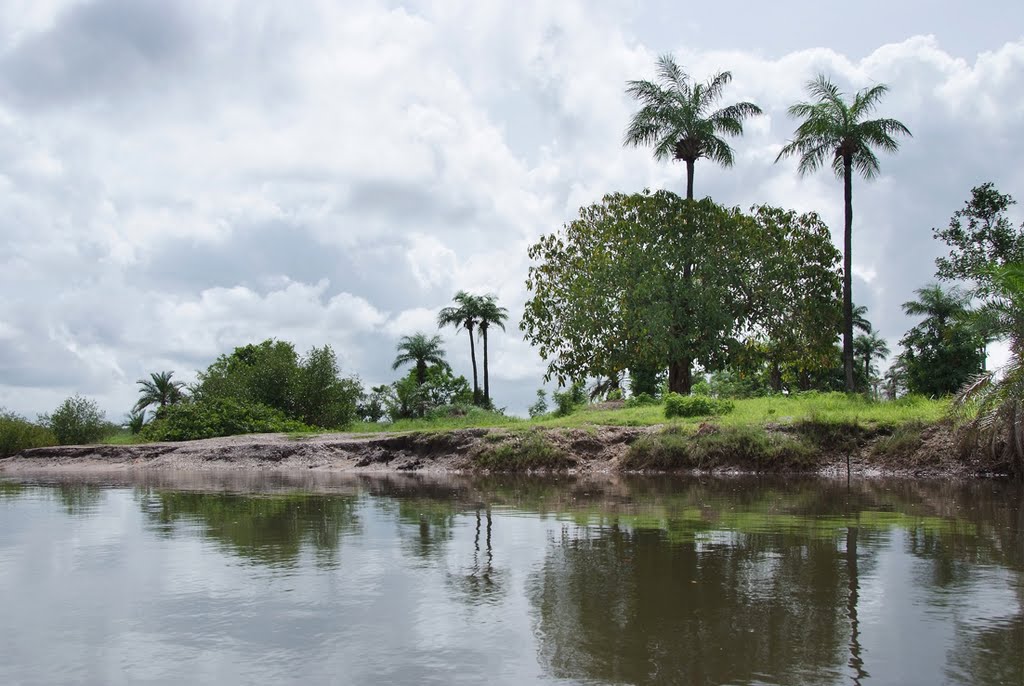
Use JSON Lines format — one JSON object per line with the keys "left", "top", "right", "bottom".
{"left": 0, "top": 422, "right": 1009, "bottom": 478}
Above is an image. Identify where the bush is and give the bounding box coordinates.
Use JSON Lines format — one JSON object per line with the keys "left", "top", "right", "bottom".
{"left": 40, "top": 395, "right": 109, "bottom": 445}
{"left": 528, "top": 389, "right": 549, "bottom": 418}
{"left": 552, "top": 381, "right": 587, "bottom": 416}
{"left": 663, "top": 393, "right": 734, "bottom": 418}
{"left": 622, "top": 425, "right": 816, "bottom": 471}
{"left": 141, "top": 398, "right": 311, "bottom": 442}
{"left": 625, "top": 392, "right": 659, "bottom": 408}
{"left": 0, "top": 409, "right": 56, "bottom": 457}
{"left": 473, "top": 431, "right": 575, "bottom": 472}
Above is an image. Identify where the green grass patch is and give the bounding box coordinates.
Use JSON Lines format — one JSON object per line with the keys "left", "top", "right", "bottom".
{"left": 473, "top": 431, "right": 574, "bottom": 472}
{"left": 872, "top": 422, "right": 926, "bottom": 458}
{"left": 622, "top": 424, "right": 818, "bottom": 471}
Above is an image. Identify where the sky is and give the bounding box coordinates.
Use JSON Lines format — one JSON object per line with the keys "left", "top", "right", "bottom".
{"left": 1, "top": 0, "right": 1023, "bottom": 420}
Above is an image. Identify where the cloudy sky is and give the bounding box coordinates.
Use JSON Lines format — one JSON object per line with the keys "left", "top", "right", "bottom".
{"left": 1, "top": 0, "right": 1023, "bottom": 420}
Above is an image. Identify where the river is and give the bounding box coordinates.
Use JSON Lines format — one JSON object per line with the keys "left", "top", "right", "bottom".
{"left": 1, "top": 473, "right": 1021, "bottom": 685}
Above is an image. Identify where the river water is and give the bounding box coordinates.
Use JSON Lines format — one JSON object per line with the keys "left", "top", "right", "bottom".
{"left": 0, "top": 473, "right": 1021, "bottom": 685}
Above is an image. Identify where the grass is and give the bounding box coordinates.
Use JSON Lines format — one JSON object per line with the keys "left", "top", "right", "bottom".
{"left": 472, "top": 431, "right": 575, "bottom": 472}
{"left": 622, "top": 424, "right": 818, "bottom": 472}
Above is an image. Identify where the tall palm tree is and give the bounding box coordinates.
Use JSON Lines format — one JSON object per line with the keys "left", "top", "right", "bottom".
{"left": 134, "top": 371, "right": 185, "bottom": 414}
{"left": 776, "top": 75, "right": 911, "bottom": 392}
{"left": 851, "top": 304, "right": 873, "bottom": 335}
{"left": 624, "top": 55, "right": 762, "bottom": 199}
{"left": 392, "top": 333, "right": 447, "bottom": 387}
{"left": 438, "top": 291, "right": 482, "bottom": 405}
{"left": 853, "top": 332, "right": 890, "bottom": 383}
{"left": 475, "top": 295, "right": 508, "bottom": 406}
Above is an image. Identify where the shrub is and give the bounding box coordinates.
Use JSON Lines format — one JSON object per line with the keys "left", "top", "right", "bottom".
{"left": 141, "top": 398, "right": 310, "bottom": 442}
{"left": 40, "top": 395, "right": 109, "bottom": 445}
{"left": 552, "top": 381, "right": 587, "bottom": 417}
{"left": 0, "top": 409, "right": 56, "bottom": 456}
{"left": 622, "top": 425, "right": 816, "bottom": 471}
{"left": 473, "top": 431, "right": 574, "bottom": 472}
{"left": 625, "top": 392, "right": 659, "bottom": 408}
{"left": 606, "top": 388, "right": 623, "bottom": 401}
{"left": 663, "top": 393, "right": 734, "bottom": 419}
{"left": 528, "top": 389, "right": 549, "bottom": 418}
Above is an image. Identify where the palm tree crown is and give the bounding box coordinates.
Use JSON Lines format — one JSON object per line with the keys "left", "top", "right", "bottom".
{"left": 134, "top": 371, "right": 186, "bottom": 414}
{"left": 854, "top": 332, "right": 890, "bottom": 380}
{"left": 901, "top": 283, "right": 970, "bottom": 329}
{"left": 776, "top": 74, "right": 911, "bottom": 392}
{"left": 624, "top": 54, "right": 762, "bottom": 199}
{"left": 438, "top": 291, "right": 482, "bottom": 404}
{"left": 392, "top": 333, "right": 447, "bottom": 386}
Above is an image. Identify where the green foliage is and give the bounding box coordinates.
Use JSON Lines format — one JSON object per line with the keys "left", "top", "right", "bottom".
{"left": 359, "top": 385, "right": 390, "bottom": 423}
{"left": 623, "top": 55, "right": 762, "bottom": 197}
{"left": 899, "top": 285, "right": 985, "bottom": 396}
{"left": 126, "top": 410, "right": 147, "bottom": 435}
{"left": 663, "top": 392, "right": 734, "bottom": 418}
{"left": 473, "top": 431, "right": 574, "bottom": 472}
{"left": 552, "top": 381, "right": 587, "bottom": 417}
{"left": 0, "top": 409, "right": 56, "bottom": 456}
{"left": 194, "top": 339, "right": 362, "bottom": 429}
{"left": 392, "top": 333, "right": 447, "bottom": 387}
{"left": 134, "top": 371, "right": 186, "bottom": 414}
{"left": 705, "top": 369, "right": 769, "bottom": 399}
{"left": 40, "top": 395, "right": 109, "bottom": 445}
{"left": 935, "top": 183, "right": 1024, "bottom": 296}
{"left": 528, "top": 389, "right": 549, "bottom": 418}
{"left": 141, "top": 398, "right": 310, "bottom": 442}
{"left": 623, "top": 425, "right": 816, "bottom": 471}
{"left": 629, "top": 364, "right": 663, "bottom": 398}
{"left": 625, "top": 392, "right": 659, "bottom": 408}
{"left": 872, "top": 423, "right": 925, "bottom": 458}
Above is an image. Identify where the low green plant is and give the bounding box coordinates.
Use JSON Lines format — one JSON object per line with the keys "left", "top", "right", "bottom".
{"left": 0, "top": 409, "right": 56, "bottom": 456}
{"left": 663, "top": 393, "right": 734, "bottom": 419}
{"left": 552, "top": 382, "right": 587, "bottom": 416}
{"left": 872, "top": 422, "right": 925, "bottom": 457}
{"left": 623, "top": 424, "right": 816, "bottom": 471}
{"left": 528, "top": 389, "right": 549, "bottom": 418}
{"left": 141, "top": 398, "right": 311, "bottom": 442}
{"left": 625, "top": 392, "right": 659, "bottom": 408}
{"left": 473, "top": 431, "right": 574, "bottom": 472}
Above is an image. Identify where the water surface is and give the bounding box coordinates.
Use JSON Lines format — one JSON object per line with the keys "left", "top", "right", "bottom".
{"left": 1, "top": 473, "right": 1021, "bottom": 685}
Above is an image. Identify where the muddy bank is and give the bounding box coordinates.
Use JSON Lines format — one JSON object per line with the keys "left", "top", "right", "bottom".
{"left": 0, "top": 423, "right": 1009, "bottom": 478}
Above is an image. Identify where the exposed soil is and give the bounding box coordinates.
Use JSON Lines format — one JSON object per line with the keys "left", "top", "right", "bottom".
{"left": 0, "top": 422, "right": 1012, "bottom": 478}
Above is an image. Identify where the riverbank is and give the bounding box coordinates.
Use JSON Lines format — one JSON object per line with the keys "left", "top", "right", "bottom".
{"left": 0, "top": 419, "right": 1009, "bottom": 478}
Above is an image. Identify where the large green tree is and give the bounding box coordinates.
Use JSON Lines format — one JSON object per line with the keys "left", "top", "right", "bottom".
{"left": 522, "top": 191, "right": 840, "bottom": 394}
{"left": 133, "top": 371, "right": 186, "bottom": 415}
{"left": 853, "top": 332, "right": 890, "bottom": 387}
{"left": 475, "top": 295, "right": 508, "bottom": 406}
{"left": 438, "top": 291, "right": 482, "bottom": 405}
{"left": 776, "top": 75, "right": 911, "bottom": 392}
{"left": 623, "top": 55, "right": 762, "bottom": 199}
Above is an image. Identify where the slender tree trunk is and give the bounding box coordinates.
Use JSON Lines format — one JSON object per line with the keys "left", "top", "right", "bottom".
{"left": 482, "top": 328, "right": 490, "bottom": 406}
{"left": 668, "top": 358, "right": 692, "bottom": 394}
{"left": 468, "top": 325, "right": 480, "bottom": 405}
{"left": 843, "top": 157, "right": 855, "bottom": 392}
{"left": 685, "top": 160, "right": 695, "bottom": 200}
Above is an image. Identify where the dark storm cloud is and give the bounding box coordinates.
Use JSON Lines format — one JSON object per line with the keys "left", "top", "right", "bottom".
{"left": 0, "top": 0, "right": 198, "bottom": 108}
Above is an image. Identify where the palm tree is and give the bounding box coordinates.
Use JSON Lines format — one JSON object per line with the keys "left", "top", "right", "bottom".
{"left": 475, "top": 295, "right": 508, "bottom": 406}
{"left": 853, "top": 332, "right": 890, "bottom": 384}
{"left": 392, "top": 333, "right": 447, "bottom": 387}
{"left": 776, "top": 75, "right": 911, "bottom": 392}
{"left": 902, "top": 284, "right": 971, "bottom": 329}
{"left": 852, "top": 304, "right": 873, "bottom": 335}
{"left": 624, "top": 55, "right": 762, "bottom": 199}
{"left": 438, "top": 291, "right": 482, "bottom": 405}
{"left": 134, "top": 371, "right": 185, "bottom": 414}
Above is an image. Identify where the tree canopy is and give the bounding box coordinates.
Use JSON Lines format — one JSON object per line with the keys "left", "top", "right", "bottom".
{"left": 521, "top": 191, "right": 842, "bottom": 394}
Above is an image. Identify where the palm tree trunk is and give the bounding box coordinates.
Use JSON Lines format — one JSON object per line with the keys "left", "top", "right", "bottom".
{"left": 468, "top": 326, "right": 480, "bottom": 405}
{"left": 685, "top": 160, "right": 695, "bottom": 200}
{"left": 843, "top": 156, "right": 855, "bottom": 392}
{"left": 482, "top": 328, "right": 490, "bottom": 406}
